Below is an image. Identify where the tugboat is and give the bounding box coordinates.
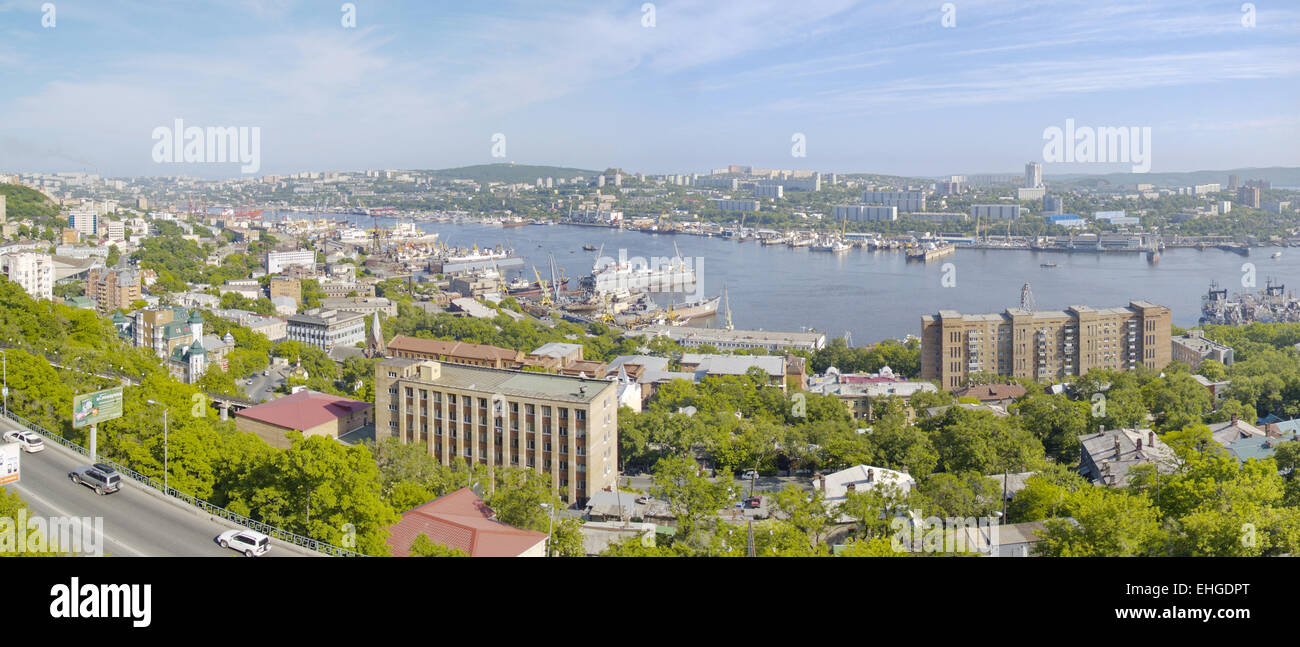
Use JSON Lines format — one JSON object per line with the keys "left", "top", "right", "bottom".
{"left": 583, "top": 244, "right": 598, "bottom": 251}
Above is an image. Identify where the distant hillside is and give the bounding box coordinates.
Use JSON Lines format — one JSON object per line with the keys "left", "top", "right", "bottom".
{"left": 427, "top": 163, "right": 602, "bottom": 184}
{"left": 1046, "top": 167, "right": 1300, "bottom": 188}
{"left": 0, "top": 183, "right": 60, "bottom": 225}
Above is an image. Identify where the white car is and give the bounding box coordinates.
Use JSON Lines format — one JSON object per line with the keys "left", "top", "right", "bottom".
{"left": 4, "top": 430, "right": 45, "bottom": 453}
{"left": 740, "top": 470, "right": 759, "bottom": 480}
{"left": 217, "top": 529, "right": 271, "bottom": 557}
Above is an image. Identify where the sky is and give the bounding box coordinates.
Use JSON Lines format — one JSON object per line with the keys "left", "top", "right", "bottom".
{"left": 0, "top": 0, "right": 1297, "bottom": 179}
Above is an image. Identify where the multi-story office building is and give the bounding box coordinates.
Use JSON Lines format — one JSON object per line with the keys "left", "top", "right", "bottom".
{"left": 68, "top": 209, "right": 98, "bottom": 237}
{"left": 1043, "top": 195, "right": 1063, "bottom": 215}
{"left": 1237, "top": 186, "right": 1261, "bottom": 208}
{"left": 1017, "top": 187, "right": 1046, "bottom": 201}
{"left": 1228, "top": 174, "right": 1240, "bottom": 190}
{"left": 0, "top": 252, "right": 53, "bottom": 300}
{"left": 266, "top": 249, "right": 316, "bottom": 274}
{"left": 834, "top": 205, "right": 897, "bottom": 222}
{"left": 970, "top": 204, "right": 1022, "bottom": 220}
{"left": 752, "top": 184, "right": 784, "bottom": 199}
{"left": 1025, "top": 162, "right": 1042, "bottom": 189}
{"left": 85, "top": 266, "right": 141, "bottom": 314}
{"left": 374, "top": 358, "right": 619, "bottom": 503}
{"left": 320, "top": 280, "right": 375, "bottom": 298}
{"left": 921, "top": 301, "right": 1171, "bottom": 389}
{"left": 861, "top": 191, "right": 926, "bottom": 212}
{"left": 286, "top": 308, "right": 366, "bottom": 350}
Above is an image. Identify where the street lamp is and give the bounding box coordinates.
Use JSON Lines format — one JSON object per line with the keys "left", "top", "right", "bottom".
{"left": 1, "top": 348, "right": 8, "bottom": 418}
{"left": 540, "top": 503, "right": 555, "bottom": 557}
{"left": 146, "top": 400, "right": 169, "bottom": 494}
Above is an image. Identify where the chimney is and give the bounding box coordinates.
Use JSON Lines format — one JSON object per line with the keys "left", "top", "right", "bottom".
{"left": 867, "top": 468, "right": 875, "bottom": 483}
{"left": 1136, "top": 437, "right": 1143, "bottom": 451}
{"left": 1148, "top": 431, "right": 1154, "bottom": 446}
{"left": 1231, "top": 413, "right": 1239, "bottom": 425}
{"left": 818, "top": 475, "right": 826, "bottom": 493}
{"left": 1113, "top": 435, "right": 1121, "bottom": 457}
{"left": 846, "top": 482, "right": 856, "bottom": 493}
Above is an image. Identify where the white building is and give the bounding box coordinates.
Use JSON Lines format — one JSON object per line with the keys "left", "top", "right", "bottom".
{"left": 861, "top": 191, "right": 926, "bottom": 212}
{"left": 0, "top": 252, "right": 54, "bottom": 300}
{"left": 68, "top": 209, "right": 98, "bottom": 236}
{"left": 834, "top": 205, "right": 897, "bottom": 222}
{"left": 266, "top": 249, "right": 316, "bottom": 274}
{"left": 1025, "top": 162, "right": 1042, "bottom": 189}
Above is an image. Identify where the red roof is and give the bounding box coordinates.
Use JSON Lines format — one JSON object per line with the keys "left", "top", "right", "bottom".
{"left": 386, "top": 488, "right": 548, "bottom": 557}
{"left": 234, "top": 390, "right": 371, "bottom": 430}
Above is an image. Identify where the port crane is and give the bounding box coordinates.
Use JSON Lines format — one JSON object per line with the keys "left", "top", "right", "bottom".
{"left": 532, "top": 265, "right": 553, "bottom": 307}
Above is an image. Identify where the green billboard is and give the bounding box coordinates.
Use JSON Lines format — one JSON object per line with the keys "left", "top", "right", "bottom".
{"left": 72, "top": 387, "right": 124, "bottom": 428}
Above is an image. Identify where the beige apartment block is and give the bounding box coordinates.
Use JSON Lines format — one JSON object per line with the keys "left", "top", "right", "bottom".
{"left": 921, "top": 301, "right": 1171, "bottom": 390}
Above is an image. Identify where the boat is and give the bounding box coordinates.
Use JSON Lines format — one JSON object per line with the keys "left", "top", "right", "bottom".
{"left": 662, "top": 295, "right": 721, "bottom": 321}
{"left": 1040, "top": 263, "right": 1057, "bottom": 268}
{"left": 1273, "top": 251, "right": 1283, "bottom": 259}
{"left": 583, "top": 245, "right": 598, "bottom": 251}
{"left": 787, "top": 237, "right": 814, "bottom": 248}
{"left": 906, "top": 241, "right": 956, "bottom": 262}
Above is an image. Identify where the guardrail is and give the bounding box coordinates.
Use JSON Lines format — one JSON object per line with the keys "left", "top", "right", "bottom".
{"left": 1, "top": 407, "right": 366, "bottom": 557}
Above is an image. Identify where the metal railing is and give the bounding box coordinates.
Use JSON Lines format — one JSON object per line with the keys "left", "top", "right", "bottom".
{"left": 0, "top": 407, "right": 366, "bottom": 557}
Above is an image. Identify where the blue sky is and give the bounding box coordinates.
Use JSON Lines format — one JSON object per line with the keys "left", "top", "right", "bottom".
{"left": 0, "top": 0, "right": 1297, "bottom": 178}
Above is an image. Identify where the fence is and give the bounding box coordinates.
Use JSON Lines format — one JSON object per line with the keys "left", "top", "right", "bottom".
{"left": 1, "top": 407, "right": 366, "bottom": 557}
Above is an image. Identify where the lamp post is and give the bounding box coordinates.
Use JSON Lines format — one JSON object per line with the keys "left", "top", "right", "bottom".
{"left": 146, "top": 400, "right": 169, "bottom": 494}
{"left": 1, "top": 348, "right": 8, "bottom": 418}
{"left": 541, "top": 502, "right": 555, "bottom": 557}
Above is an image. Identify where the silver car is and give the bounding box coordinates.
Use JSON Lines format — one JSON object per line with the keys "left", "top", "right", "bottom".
{"left": 69, "top": 463, "right": 122, "bottom": 495}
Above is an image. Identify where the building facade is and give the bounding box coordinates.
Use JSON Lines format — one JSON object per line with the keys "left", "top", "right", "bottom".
{"left": 286, "top": 308, "right": 366, "bottom": 350}
{"left": 1171, "top": 330, "right": 1234, "bottom": 369}
{"left": 921, "top": 301, "right": 1171, "bottom": 389}
{"left": 85, "top": 266, "right": 141, "bottom": 314}
{"left": 266, "top": 249, "right": 316, "bottom": 274}
{"left": 0, "top": 252, "right": 54, "bottom": 300}
{"left": 375, "top": 359, "right": 618, "bottom": 503}
{"left": 970, "top": 204, "right": 1022, "bottom": 220}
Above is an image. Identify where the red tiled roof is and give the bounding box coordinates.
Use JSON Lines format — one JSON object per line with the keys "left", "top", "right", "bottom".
{"left": 386, "top": 488, "right": 548, "bottom": 557}
{"left": 234, "top": 390, "right": 371, "bottom": 430}
{"left": 388, "top": 335, "right": 522, "bottom": 362}
{"left": 954, "top": 383, "right": 1027, "bottom": 402}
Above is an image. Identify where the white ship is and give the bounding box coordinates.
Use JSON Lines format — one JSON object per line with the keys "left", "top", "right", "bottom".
{"left": 584, "top": 257, "right": 696, "bottom": 294}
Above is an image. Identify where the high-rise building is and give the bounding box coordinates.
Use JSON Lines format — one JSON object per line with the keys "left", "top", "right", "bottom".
{"left": 0, "top": 194, "right": 6, "bottom": 224}
{"left": 374, "top": 358, "right": 620, "bottom": 503}
{"left": 970, "top": 204, "right": 1022, "bottom": 220}
{"left": 920, "top": 301, "right": 1171, "bottom": 389}
{"left": 861, "top": 191, "right": 926, "bottom": 212}
{"left": 1228, "top": 174, "right": 1240, "bottom": 190}
{"left": 85, "top": 266, "right": 141, "bottom": 314}
{"left": 0, "top": 252, "right": 53, "bottom": 300}
{"left": 68, "top": 209, "right": 98, "bottom": 237}
{"left": 1237, "top": 186, "right": 1261, "bottom": 208}
{"left": 1043, "top": 195, "right": 1063, "bottom": 215}
{"left": 1025, "top": 162, "right": 1043, "bottom": 189}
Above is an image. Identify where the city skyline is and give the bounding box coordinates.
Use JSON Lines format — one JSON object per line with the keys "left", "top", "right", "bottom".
{"left": 0, "top": 0, "right": 1297, "bottom": 178}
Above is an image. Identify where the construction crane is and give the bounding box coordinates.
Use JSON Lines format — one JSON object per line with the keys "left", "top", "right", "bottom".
{"left": 599, "top": 292, "right": 617, "bottom": 324}
{"left": 532, "top": 265, "right": 553, "bottom": 307}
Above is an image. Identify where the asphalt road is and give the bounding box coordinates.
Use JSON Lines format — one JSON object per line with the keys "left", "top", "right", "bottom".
{"left": 242, "top": 366, "right": 289, "bottom": 402}
{"left": 1, "top": 417, "right": 309, "bottom": 557}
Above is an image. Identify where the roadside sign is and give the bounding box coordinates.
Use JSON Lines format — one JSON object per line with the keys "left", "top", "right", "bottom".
{"left": 72, "top": 387, "right": 124, "bottom": 429}
{"left": 0, "top": 442, "right": 18, "bottom": 485}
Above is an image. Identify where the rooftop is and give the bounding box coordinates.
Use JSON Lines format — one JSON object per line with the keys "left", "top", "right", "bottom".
{"left": 381, "top": 358, "right": 615, "bottom": 404}
{"left": 385, "top": 488, "right": 547, "bottom": 557}
{"left": 388, "top": 334, "right": 521, "bottom": 362}
{"left": 234, "top": 389, "right": 371, "bottom": 430}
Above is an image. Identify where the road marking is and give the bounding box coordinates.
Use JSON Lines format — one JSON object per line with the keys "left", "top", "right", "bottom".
{"left": 11, "top": 482, "right": 146, "bottom": 557}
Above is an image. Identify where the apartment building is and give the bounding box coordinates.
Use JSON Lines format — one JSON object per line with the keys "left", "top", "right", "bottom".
{"left": 286, "top": 307, "right": 366, "bottom": 351}
{"left": 970, "top": 204, "right": 1022, "bottom": 220}
{"left": 266, "top": 249, "right": 316, "bottom": 274}
{"left": 921, "top": 301, "right": 1171, "bottom": 389}
{"left": 0, "top": 252, "right": 54, "bottom": 300}
{"left": 85, "top": 266, "right": 141, "bottom": 314}
{"left": 269, "top": 276, "right": 301, "bottom": 304}
{"left": 320, "top": 280, "right": 375, "bottom": 298}
{"left": 833, "top": 205, "right": 897, "bottom": 222}
{"left": 375, "top": 358, "right": 619, "bottom": 503}
{"left": 861, "top": 190, "right": 926, "bottom": 212}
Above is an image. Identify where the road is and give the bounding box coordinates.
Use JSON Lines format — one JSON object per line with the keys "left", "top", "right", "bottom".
{"left": 242, "top": 365, "right": 290, "bottom": 402}
{"left": 1, "top": 417, "right": 308, "bottom": 557}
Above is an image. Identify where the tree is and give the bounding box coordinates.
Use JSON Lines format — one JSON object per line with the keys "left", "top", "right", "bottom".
{"left": 410, "top": 533, "right": 469, "bottom": 557}
{"left": 650, "top": 455, "right": 731, "bottom": 549}
{"left": 1033, "top": 486, "right": 1159, "bottom": 556}
{"left": 770, "top": 483, "right": 833, "bottom": 552}
{"left": 840, "top": 483, "right": 910, "bottom": 539}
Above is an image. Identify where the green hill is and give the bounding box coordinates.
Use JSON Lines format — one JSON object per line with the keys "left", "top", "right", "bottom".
{"left": 426, "top": 163, "right": 602, "bottom": 184}
{"left": 0, "top": 183, "right": 61, "bottom": 226}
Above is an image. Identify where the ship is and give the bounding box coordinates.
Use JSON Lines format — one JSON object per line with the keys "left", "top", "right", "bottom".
{"left": 1200, "top": 280, "right": 1300, "bottom": 325}
{"left": 583, "top": 244, "right": 598, "bottom": 251}
{"left": 906, "top": 241, "right": 956, "bottom": 262}
{"left": 583, "top": 258, "right": 696, "bottom": 294}
{"left": 810, "top": 238, "right": 851, "bottom": 253}
{"left": 661, "top": 295, "right": 721, "bottom": 321}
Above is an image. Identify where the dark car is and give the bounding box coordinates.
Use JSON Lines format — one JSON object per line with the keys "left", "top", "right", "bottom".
{"left": 746, "top": 496, "right": 762, "bottom": 509}
{"left": 69, "top": 463, "right": 122, "bottom": 495}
